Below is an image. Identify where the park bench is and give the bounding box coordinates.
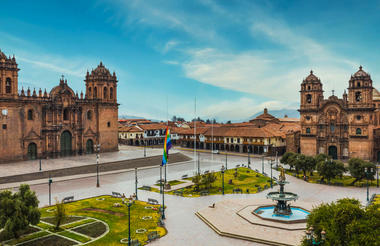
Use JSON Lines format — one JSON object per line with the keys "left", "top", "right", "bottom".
{"left": 255, "top": 169, "right": 260, "bottom": 173}
{"left": 273, "top": 177, "right": 278, "bottom": 181}
{"left": 147, "top": 231, "right": 160, "bottom": 242}
{"left": 156, "top": 179, "right": 164, "bottom": 185}
{"left": 173, "top": 190, "right": 183, "bottom": 196}
{"left": 141, "top": 186, "right": 151, "bottom": 191}
{"left": 62, "top": 196, "right": 74, "bottom": 203}
{"left": 112, "top": 192, "right": 122, "bottom": 198}
{"left": 148, "top": 198, "right": 159, "bottom": 205}
{"left": 181, "top": 174, "right": 188, "bottom": 179}
{"left": 158, "top": 218, "right": 165, "bottom": 226}
{"left": 236, "top": 164, "right": 240, "bottom": 168}
{"left": 257, "top": 187, "right": 262, "bottom": 192}
{"left": 233, "top": 188, "right": 243, "bottom": 194}
{"left": 131, "top": 239, "right": 141, "bottom": 246}
{"left": 200, "top": 190, "right": 209, "bottom": 196}
{"left": 263, "top": 172, "right": 268, "bottom": 177}
{"left": 264, "top": 185, "right": 268, "bottom": 189}
{"left": 204, "top": 170, "right": 209, "bottom": 174}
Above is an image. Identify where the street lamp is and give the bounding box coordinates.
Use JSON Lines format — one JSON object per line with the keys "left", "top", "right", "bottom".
{"left": 48, "top": 174, "right": 52, "bottom": 206}
{"left": 305, "top": 227, "right": 326, "bottom": 245}
{"left": 94, "top": 144, "right": 101, "bottom": 187}
{"left": 221, "top": 165, "right": 225, "bottom": 195}
{"left": 135, "top": 168, "right": 138, "bottom": 200}
{"left": 376, "top": 163, "right": 379, "bottom": 188}
{"left": 144, "top": 141, "right": 146, "bottom": 157}
{"left": 262, "top": 156, "right": 264, "bottom": 174}
{"left": 248, "top": 152, "right": 251, "bottom": 169}
{"left": 270, "top": 159, "right": 273, "bottom": 188}
{"left": 126, "top": 200, "right": 134, "bottom": 246}
{"left": 39, "top": 159, "right": 42, "bottom": 171}
{"left": 225, "top": 152, "right": 228, "bottom": 170}
{"left": 364, "top": 167, "right": 374, "bottom": 202}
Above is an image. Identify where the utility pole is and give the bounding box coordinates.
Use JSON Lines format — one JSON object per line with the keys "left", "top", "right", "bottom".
{"left": 225, "top": 152, "right": 228, "bottom": 170}
{"left": 135, "top": 168, "right": 138, "bottom": 200}
{"left": 48, "top": 174, "right": 52, "bottom": 206}
{"left": 95, "top": 144, "right": 101, "bottom": 187}
{"left": 262, "top": 156, "right": 264, "bottom": 174}
{"left": 198, "top": 152, "right": 201, "bottom": 175}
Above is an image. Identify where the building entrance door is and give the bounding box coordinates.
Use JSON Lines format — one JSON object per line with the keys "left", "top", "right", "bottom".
{"left": 27, "top": 143, "right": 37, "bottom": 160}
{"left": 377, "top": 151, "right": 380, "bottom": 163}
{"left": 86, "top": 139, "right": 94, "bottom": 154}
{"left": 60, "top": 131, "right": 72, "bottom": 156}
{"left": 328, "top": 146, "right": 338, "bottom": 160}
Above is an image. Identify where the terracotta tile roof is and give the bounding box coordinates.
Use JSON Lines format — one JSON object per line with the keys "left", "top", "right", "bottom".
{"left": 138, "top": 123, "right": 167, "bottom": 130}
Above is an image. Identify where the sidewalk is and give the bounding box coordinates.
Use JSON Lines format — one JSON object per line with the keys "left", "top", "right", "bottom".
{"left": 176, "top": 147, "right": 274, "bottom": 159}
{"left": 0, "top": 145, "right": 173, "bottom": 178}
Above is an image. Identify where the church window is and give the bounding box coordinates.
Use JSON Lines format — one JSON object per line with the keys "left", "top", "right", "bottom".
{"left": 107, "top": 121, "right": 111, "bottom": 127}
{"left": 110, "top": 87, "right": 114, "bottom": 100}
{"left": 94, "top": 87, "right": 97, "bottom": 98}
{"left": 357, "top": 82, "right": 361, "bottom": 87}
{"left": 63, "top": 108, "right": 69, "bottom": 121}
{"left": 87, "top": 110, "right": 92, "bottom": 120}
{"left": 307, "top": 86, "right": 311, "bottom": 90}
{"left": 330, "top": 123, "right": 335, "bottom": 132}
{"left": 306, "top": 94, "right": 312, "bottom": 103}
{"left": 5, "top": 78, "right": 11, "bottom": 94}
{"left": 344, "top": 125, "right": 348, "bottom": 131}
{"left": 2, "top": 124, "right": 6, "bottom": 129}
{"left": 88, "top": 87, "right": 92, "bottom": 97}
{"left": 356, "top": 128, "right": 362, "bottom": 135}
{"left": 306, "top": 116, "right": 311, "bottom": 121}
{"left": 356, "top": 115, "right": 361, "bottom": 120}
{"left": 306, "top": 128, "right": 311, "bottom": 134}
{"left": 103, "top": 87, "right": 108, "bottom": 99}
{"left": 27, "top": 109, "right": 34, "bottom": 120}
{"left": 355, "top": 92, "right": 361, "bottom": 102}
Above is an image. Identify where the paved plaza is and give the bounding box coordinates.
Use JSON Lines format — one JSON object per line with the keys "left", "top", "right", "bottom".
{"left": 1, "top": 147, "right": 379, "bottom": 245}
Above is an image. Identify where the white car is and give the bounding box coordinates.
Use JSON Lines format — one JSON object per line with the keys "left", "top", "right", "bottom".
{"left": 212, "top": 150, "right": 219, "bottom": 154}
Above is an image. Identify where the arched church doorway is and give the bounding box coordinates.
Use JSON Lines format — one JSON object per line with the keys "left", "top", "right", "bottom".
{"left": 27, "top": 143, "right": 37, "bottom": 160}
{"left": 60, "top": 131, "right": 72, "bottom": 156}
{"left": 328, "top": 146, "right": 338, "bottom": 160}
{"left": 86, "top": 139, "right": 94, "bottom": 154}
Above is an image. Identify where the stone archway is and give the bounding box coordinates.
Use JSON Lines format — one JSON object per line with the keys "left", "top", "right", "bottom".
{"left": 86, "top": 139, "right": 94, "bottom": 154}
{"left": 60, "top": 131, "right": 72, "bottom": 156}
{"left": 328, "top": 146, "right": 338, "bottom": 160}
{"left": 27, "top": 142, "right": 37, "bottom": 160}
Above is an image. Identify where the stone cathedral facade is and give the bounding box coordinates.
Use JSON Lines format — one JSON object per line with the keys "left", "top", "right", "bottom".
{"left": 0, "top": 49, "right": 119, "bottom": 163}
{"left": 299, "top": 66, "right": 380, "bottom": 161}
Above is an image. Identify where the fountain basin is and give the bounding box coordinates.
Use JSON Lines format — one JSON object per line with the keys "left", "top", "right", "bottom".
{"left": 253, "top": 206, "right": 310, "bottom": 224}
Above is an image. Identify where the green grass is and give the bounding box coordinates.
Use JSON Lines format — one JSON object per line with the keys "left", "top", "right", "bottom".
{"left": 284, "top": 169, "right": 378, "bottom": 187}
{"left": 72, "top": 222, "right": 106, "bottom": 238}
{"left": 149, "top": 167, "right": 273, "bottom": 197}
{"left": 40, "top": 216, "right": 84, "bottom": 225}
{"left": 39, "top": 195, "right": 165, "bottom": 245}
{"left": 5, "top": 231, "right": 50, "bottom": 245}
{"left": 373, "top": 194, "right": 380, "bottom": 205}
{"left": 19, "top": 234, "right": 76, "bottom": 246}
{"left": 58, "top": 230, "right": 91, "bottom": 243}
{"left": 0, "top": 226, "right": 40, "bottom": 242}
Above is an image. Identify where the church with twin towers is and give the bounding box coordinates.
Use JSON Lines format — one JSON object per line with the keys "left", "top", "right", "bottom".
{"left": 299, "top": 66, "right": 380, "bottom": 162}
{"left": 0, "top": 49, "right": 119, "bottom": 162}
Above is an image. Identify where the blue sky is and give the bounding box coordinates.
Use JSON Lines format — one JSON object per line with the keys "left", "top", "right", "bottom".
{"left": 1, "top": 0, "right": 379, "bottom": 121}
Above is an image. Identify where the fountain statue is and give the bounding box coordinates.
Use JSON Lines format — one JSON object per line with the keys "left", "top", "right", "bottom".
{"left": 266, "top": 167, "right": 298, "bottom": 216}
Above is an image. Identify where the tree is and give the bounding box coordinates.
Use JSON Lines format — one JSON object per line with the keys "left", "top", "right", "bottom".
{"left": 192, "top": 173, "right": 202, "bottom": 191}
{"left": 316, "top": 159, "right": 346, "bottom": 183}
{"left": 302, "top": 198, "right": 380, "bottom": 246}
{"left": 0, "top": 184, "right": 40, "bottom": 239}
{"left": 201, "top": 172, "right": 217, "bottom": 190}
{"left": 54, "top": 198, "right": 67, "bottom": 230}
{"left": 171, "top": 115, "right": 177, "bottom": 122}
{"left": 348, "top": 158, "right": 376, "bottom": 185}
{"left": 226, "top": 120, "right": 231, "bottom": 124}
{"left": 280, "top": 152, "right": 297, "bottom": 171}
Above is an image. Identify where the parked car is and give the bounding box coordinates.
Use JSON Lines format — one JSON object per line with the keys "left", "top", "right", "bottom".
{"left": 212, "top": 150, "right": 219, "bottom": 154}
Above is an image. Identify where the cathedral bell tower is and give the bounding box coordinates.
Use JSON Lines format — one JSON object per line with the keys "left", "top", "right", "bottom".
{"left": 348, "top": 66, "right": 373, "bottom": 109}
{"left": 0, "top": 50, "right": 19, "bottom": 98}
{"left": 300, "top": 70, "right": 324, "bottom": 110}
{"left": 85, "top": 62, "right": 117, "bottom": 103}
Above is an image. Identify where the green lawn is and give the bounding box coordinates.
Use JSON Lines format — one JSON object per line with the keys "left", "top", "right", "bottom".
{"left": 155, "top": 179, "right": 185, "bottom": 186}
{"left": 373, "top": 194, "right": 380, "bottom": 205}
{"left": 284, "top": 169, "right": 378, "bottom": 187}
{"left": 145, "top": 167, "right": 273, "bottom": 197}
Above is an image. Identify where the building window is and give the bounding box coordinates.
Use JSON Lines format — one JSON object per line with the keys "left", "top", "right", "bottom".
{"left": 2, "top": 124, "right": 6, "bottom": 129}
{"left": 107, "top": 122, "right": 111, "bottom": 127}
{"left": 356, "top": 115, "right": 361, "bottom": 120}
{"left": 103, "top": 87, "right": 108, "bottom": 99}
{"left": 88, "top": 87, "right": 92, "bottom": 97}
{"left": 306, "top": 128, "right": 311, "bottom": 134}
{"left": 330, "top": 123, "right": 335, "bottom": 132}
{"left": 306, "top": 116, "right": 311, "bottom": 121}
{"left": 5, "top": 78, "right": 11, "bottom": 94}
{"left": 27, "top": 109, "right": 34, "bottom": 120}
{"left": 94, "top": 87, "right": 97, "bottom": 98}
{"left": 110, "top": 87, "right": 113, "bottom": 100}
{"left": 355, "top": 92, "right": 361, "bottom": 102}
{"left": 356, "top": 128, "right": 362, "bottom": 135}
{"left": 63, "top": 108, "right": 69, "bottom": 121}
{"left": 237, "top": 138, "right": 240, "bottom": 143}
{"left": 306, "top": 94, "right": 312, "bottom": 103}
{"left": 307, "top": 85, "right": 311, "bottom": 90}
{"left": 357, "top": 82, "right": 361, "bottom": 87}
{"left": 87, "top": 110, "right": 92, "bottom": 120}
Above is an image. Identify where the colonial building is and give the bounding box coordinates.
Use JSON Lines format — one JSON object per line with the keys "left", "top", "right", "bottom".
{"left": 0, "top": 50, "right": 119, "bottom": 162}
{"left": 299, "top": 67, "right": 380, "bottom": 161}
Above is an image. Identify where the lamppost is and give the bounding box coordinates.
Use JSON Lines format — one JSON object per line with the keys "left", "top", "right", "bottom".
{"left": 39, "top": 159, "right": 42, "bottom": 171}
{"left": 197, "top": 152, "right": 200, "bottom": 175}
{"left": 48, "top": 174, "right": 52, "bottom": 206}
{"left": 144, "top": 141, "right": 146, "bottom": 157}
{"left": 262, "top": 156, "right": 264, "bottom": 174}
{"left": 126, "top": 200, "right": 134, "bottom": 246}
{"left": 270, "top": 159, "right": 273, "bottom": 188}
{"left": 248, "top": 152, "right": 251, "bottom": 169}
{"left": 305, "top": 227, "right": 326, "bottom": 245}
{"left": 377, "top": 163, "right": 379, "bottom": 188}
{"left": 94, "top": 144, "right": 101, "bottom": 187}
{"left": 225, "top": 152, "right": 228, "bottom": 170}
{"left": 221, "top": 165, "right": 225, "bottom": 195}
{"left": 135, "top": 168, "right": 138, "bottom": 200}
{"left": 275, "top": 151, "right": 278, "bottom": 169}
{"left": 364, "top": 167, "right": 374, "bottom": 202}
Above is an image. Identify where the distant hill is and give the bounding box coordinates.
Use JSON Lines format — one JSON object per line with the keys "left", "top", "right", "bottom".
{"left": 238, "top": 109, "right": 299, "bottom": 122}
{"left": 119, "top": 115, "right": 160, "bottom": 122}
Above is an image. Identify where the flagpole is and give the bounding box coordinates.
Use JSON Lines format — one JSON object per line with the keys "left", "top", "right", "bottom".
{"left": 194, "top": 97, "right": 197, "bottom": 174}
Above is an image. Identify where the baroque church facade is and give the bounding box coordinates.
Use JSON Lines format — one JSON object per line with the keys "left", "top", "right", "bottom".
{"left": 0, "top": 50, "right": 119, "bottom": 162}
{"left": 299, "top": 66, "right": 380, "bottom": 161}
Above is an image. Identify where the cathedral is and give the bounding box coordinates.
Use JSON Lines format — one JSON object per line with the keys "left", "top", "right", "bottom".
{"left": 299, "top": 66, "right": 380, "bottom": 161}
{"left": 0, "top": 49, "right": 119, "bottom": 162}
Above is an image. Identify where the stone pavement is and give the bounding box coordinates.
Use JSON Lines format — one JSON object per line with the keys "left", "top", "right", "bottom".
{"left": 0, "top": 145, "right": 171, "bottom": 178}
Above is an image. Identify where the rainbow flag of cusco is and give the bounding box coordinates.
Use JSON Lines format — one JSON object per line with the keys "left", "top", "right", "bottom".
{"left": 161, "top": 127, "right": 172, "bottom": 166}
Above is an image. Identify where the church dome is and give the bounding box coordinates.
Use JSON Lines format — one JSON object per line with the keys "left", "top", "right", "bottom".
{"left": 91, "top": 62, "right": 111, "bottom": 77}
{"left": 352, "top": 66, "right": 369, "bottom": 78}
{"left": 303, "top": 70, "right": 321, "bottom": 83}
